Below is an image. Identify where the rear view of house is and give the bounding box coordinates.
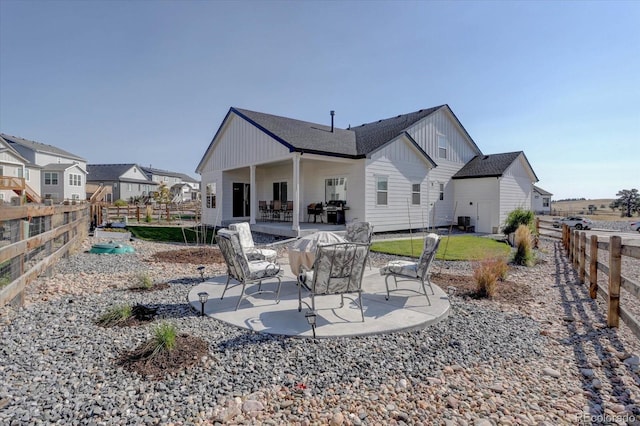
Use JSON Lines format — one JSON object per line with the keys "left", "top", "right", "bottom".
{"left": 196, "top": 105, "right": 540, "bottom": 236}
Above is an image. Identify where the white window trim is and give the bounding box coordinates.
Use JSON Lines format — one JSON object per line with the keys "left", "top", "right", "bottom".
{"left": 411, "top": 183, "right": 421, "bottom": 205}
{"left": 375, "top": 176, "right": 388, "bottom": 206}
{"left": 438, "top": 135, "right": 447, "bottom": 159}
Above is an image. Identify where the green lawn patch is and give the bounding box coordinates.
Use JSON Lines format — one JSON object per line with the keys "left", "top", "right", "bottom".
{"left": 127, "top": 226, "right": 216, "bottom": 244}
{"left": 370, "top": 235, "right": 510, "bottom": 261}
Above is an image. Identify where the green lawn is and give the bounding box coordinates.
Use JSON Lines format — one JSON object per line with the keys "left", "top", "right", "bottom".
{"left": 127, "top": 226, "right": 216, "bottom": 244}
{"left": 370, "top": 235, "right": 511, "bottom": 261}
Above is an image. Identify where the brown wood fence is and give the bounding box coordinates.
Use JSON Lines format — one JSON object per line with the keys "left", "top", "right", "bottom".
{"left": 90, "top": 203, "right": 200, "bottom": 226}
{"left": 0, "top": 204, "right": 89, "bottom": 307}
{"left": 536, "top": 215, "right": 640, "bottom": 339}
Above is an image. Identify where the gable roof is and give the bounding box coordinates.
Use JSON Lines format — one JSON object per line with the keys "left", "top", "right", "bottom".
{"left": 0, "top": 135, "right": 31, "bottom": 164}
{"left": 87, "top": 164, "right": 155, "bottom": 184}
{"left": 533, "top": 185, "right": 552, "bottom": 196}
{"left": 197, "top": 104, "right": 480, "bottom": 172}
{"left": 42, "top": 163, "right": 87, "bottom": 174}
{"left": 140, "top": 166, "right": 198, "bottom": 183}
{"left": 0, "top": 133, "right": 86, "bottom": 162}
{"left": 452, "top": 151, "right": 538, "bottom": 181}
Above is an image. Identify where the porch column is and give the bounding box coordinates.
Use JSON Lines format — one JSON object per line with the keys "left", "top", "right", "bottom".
{"left": 292, "top": 154, "right": 300, "bottom": 232}
{"left": 250, "top": 165, "right": 256, "bottom": 225}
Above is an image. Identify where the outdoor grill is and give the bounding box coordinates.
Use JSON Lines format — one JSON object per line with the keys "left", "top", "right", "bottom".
{"left": 326, "top": 200, "right": 348, "bottom": 225}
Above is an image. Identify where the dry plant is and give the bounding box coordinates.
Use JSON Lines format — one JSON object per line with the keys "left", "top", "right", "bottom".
{"left": 512, "top": 224, "right": 534, "bottom": 266}
{"left": 473, "top": 258, "right": 499, "bottom": 298}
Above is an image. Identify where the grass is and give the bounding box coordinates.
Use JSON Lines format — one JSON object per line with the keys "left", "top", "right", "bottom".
{"left": 147, "top": 322, "right": 178, "bottom": 358}
{"left": 128, "top": 226, "right": 216, "bottom": 244}
{"left": 135, "top": 272, "right": 154, "bottom": 289}
{"left": 96, "top": 304, "right": 132, "bottom": 327}
{"left": 370, "top": 235, "right": 511, "bottom": 261}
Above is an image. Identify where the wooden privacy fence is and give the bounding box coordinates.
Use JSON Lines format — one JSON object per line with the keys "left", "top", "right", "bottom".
{"left": 0, "top": 204, "right": 89, "bottom": 307}
{"left": 563, "top": 225, "right": 640, "bottom": 338}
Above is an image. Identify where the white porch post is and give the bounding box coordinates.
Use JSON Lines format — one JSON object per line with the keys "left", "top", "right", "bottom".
{"left": 250, "top": 165, "right": 256, "bottom": 225}
{"left": 292, "top": 154, "right": 300, "bottom": 232}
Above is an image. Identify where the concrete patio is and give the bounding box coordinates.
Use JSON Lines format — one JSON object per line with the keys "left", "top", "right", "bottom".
{"left": 187, "top": 267, "right": 451, "bottom": 339}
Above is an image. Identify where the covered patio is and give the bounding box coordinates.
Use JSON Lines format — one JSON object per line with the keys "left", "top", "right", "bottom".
{"left": 187, "top": 265, "right": 451, "bottom": 338}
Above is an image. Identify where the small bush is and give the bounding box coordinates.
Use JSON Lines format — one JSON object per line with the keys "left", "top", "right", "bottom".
{"left": 114, "top": 199, "right": 128, "bottom": 207}
{"left": 473, "top": 259, "right": 499, "bottom": 298}
{"left": 148, "top": 322, "right": 178, "bottom": 358}
{"left": 502, "top": 208, "right": 534, "bottom": 235}
{"left": 512, "top": 224, "right": 534, "bottom": 266}
{"left": 97, "top": 304, "right": 132, "bottom": 327}
{"left": 136, "top": 272, "right": 154, "bottom": 289}
{"left": 145, "top": 214, "right": 153, "bottom": 223}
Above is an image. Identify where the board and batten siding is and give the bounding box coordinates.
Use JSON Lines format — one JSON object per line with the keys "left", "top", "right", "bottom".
{"left": 200, "top": 170, "right": 222, "bottom": 226}
{"left": 200, "top": 114, "right": 290, "bottom": 173}
{"left": 499, "top": 157, "right": 534, "bottom": 227}
{"left": 453, "top": 177, "right": 500, "bottom": 233}
{"left": 366, "top": 138, "right": 432, "bottom": 232}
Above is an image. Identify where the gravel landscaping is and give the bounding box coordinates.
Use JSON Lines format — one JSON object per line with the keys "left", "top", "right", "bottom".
{"left": 1, "top": 223, "right": 639, "bottom": 425}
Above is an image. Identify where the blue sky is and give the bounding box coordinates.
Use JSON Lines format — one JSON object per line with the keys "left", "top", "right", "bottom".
{"left": 1, "top": 0, "right": 638, "bottom": 200}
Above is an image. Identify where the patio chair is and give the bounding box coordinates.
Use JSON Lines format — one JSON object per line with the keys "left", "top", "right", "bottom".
{"left": 217, "top": 229, "right": 283, "bottom": 310}
{"left": 258, "top": 200, "right": 269, "bottom": 221}
{"left": 379, "top": 233, "right": 440, "bottom": 305}
{"left": 272, "top": 200, "right": 282, "bottom": 221}
{"left": 345, "top": 221, "right": 374, "bottom": 269}
{"left": 283, "top": 200, "right": 294, "bottom": 221}
{"left": 307, "top": 202, "right": 324, "bottom": 223}
{"left": 297, "top": 242, "right": 370, "bottom": 322}
{"left": 229, "top": 222, "right": 277, "bottom": 262}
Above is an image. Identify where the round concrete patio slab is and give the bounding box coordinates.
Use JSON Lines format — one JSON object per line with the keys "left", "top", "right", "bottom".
{"left": 187, "top": 268, "right": 450, "bottom": 338}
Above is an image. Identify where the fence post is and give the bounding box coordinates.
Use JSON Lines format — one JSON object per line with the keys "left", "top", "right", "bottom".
{"left": 589, "top": 235, "right": 598, "bottom": 299}
{"left": 607, "top": 236, "right": 622, "bottom": 327}
{"left": 535, "top": 217, "right": 540, "bottom": 235}
{"left": 579, "top": 232, "right": 586, "bottom": 284}
{"left": 166, "top": 206, "right": 170, "bottom": 221}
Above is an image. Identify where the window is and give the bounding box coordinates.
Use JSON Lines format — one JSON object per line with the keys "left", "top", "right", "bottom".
{"left": 25, "top": 168, "right": 29, "bottom": 181}
{"left": 0, "top": 193, "right": 4, "bottom": 201}
{"left": 439, "top": 183, "right": 444, "bottom": 201}
{"left": 17, "top": 168, "right": 23, "bottom": 178}
{"left": 325, "top": 177, "right": 347, "bottom": 201}
{"left": 412, "top": 183, "right": 421, "bottom": 205}
{"left": 127, "top": 183, "right": 132, "bottom": 191}
{"left": 273, "top": 181, "right": 288, "bottom": 202}
{"left": 69, "top": 174, "right": 81, "bottom": 186}
{"left": 438, "top": 135, "right": 447, "bottom": 159}
{"left": 72, "top": 194, "right": 80, "bottom": 200}
{"left": 44, "top": 172, "right": 58, "bottom": 185}
{"left": 206, "top": 183, "right": 216, "bottom": 209}
{"left": 0, "top": 166, "right": 3, "bottom": 176}
{"left": 543, "top": 198, "right": 550, "bottom": 207}
{"left": 376, "top": 176, "right": 388, "bottom": 205}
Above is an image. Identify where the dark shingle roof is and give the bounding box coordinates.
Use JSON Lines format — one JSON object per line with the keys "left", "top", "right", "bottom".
{"left": 233, "top": 108, "right": 358, "bottom": 157}
{"left": 533, "top": 185, "right": 552, "bottom": 196}
{"left": 42, "top": 163, "right": 87, "bottom": 173}
{"left": 0, "top": 133, "right": 86, "bottom": 162}
{"left": 350, "top": 106, "right": 442, "bottom": 154}
{"left": 140, "top": 166, "right": 198, "bottom": 183}
{"left": 452, "top": 152, "right": 524, "bottom": 179}
{"left": 87, "top": 164, "right": 154, "bottom": 184}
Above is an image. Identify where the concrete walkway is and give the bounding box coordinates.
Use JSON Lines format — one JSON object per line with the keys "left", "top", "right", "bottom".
{"left": 187, "top": 268, "right": 450, "bottom": 339}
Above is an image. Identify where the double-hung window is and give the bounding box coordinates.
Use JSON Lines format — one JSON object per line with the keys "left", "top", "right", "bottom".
{"left": 44, "top": 172, "right": 58, "bottom": 185}
{"left": 439, "top": 183, "right": 445, "bottom": 201}
{"left": 376, "top": 176, "right": 388, "bottom": 205}
{"left": 69, "top": 174, "right": 82, "bottom": 186}
{"left": 411, "top": 183, "right": 421, "bottom": 205}
{"left": 438, "top": 135, "right": 447, "bottom": 159}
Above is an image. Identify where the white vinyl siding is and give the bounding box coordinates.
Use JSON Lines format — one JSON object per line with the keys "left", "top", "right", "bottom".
{"left": 376, "top": 176, "right": 388, "bottom": 205}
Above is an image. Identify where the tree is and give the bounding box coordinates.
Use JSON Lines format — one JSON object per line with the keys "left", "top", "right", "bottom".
{"left": 613, "top": 189, "right": 640, "bottom": 217}
{"left": 152, "top": 183, "right": 172, "bottom": 221}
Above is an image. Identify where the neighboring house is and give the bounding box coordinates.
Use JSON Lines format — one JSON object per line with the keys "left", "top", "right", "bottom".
{"left": 0, "top": 135, "right": 42, "bottom": 204}
{"left": 1, "top": 133, "right": 85, "bottom": 203}
{"left": 196, "top": 105, "right": 539, "bottom": 236}
{"left": 86, "top": 164, "right": 158, "bottom": 203}
{"left": 531, "top": 185, "right": 553, "bottom": 215}
{"left": 140, "top": 166, "right": 200, "bottom": 202}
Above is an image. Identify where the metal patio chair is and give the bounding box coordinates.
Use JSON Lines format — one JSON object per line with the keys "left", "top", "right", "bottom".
{"left": 229, "top": 222, "right": 277, "bottom": 262}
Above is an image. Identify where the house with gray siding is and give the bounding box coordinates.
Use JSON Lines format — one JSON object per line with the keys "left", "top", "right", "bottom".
{"left": 87, "top": 164, "right": 157, "bottom": 203}
{"left": 196, "top": 105, "right": 539, "bottom": 236}
{"left": 1, "top": 133, "right": 85, "bottom": 203}
{"left": 140, "top": 166, "right": 200, "bottom": 202}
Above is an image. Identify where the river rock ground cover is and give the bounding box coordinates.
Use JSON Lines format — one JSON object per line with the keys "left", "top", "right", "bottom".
{"left": 1, "top": 230, "right": 639, "bottom": 425}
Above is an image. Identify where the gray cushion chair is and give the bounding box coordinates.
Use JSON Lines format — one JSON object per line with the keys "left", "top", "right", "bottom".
{"left": 217, "top": 228, "right": 283, "bottom": 310}
{"left": 229, "top": 222, "right": 277, "bottom": 262}
{"left": 379, "top": 233, "right": 440, "bottom": 305}
{"left": 297, "top": 242, "right": 370, "bottom": 322}
{"left": 345, "top": 221, "right": 374, "bottom": 269}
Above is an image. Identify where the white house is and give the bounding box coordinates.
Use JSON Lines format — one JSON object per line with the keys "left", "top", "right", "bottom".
{"left": 531, "top": 185, "right": 553, "bottom": 215}
{"left": 0, "top": 135, "right": 41, "bottom": 204}
{"left": 1, "top": 133, "right": 85, "bottom": 204}
{"left": 196, "top": 105, "right": 539, "bottom": 236}
{"left": 140, "top": 166, "right": 200, "bottom": 203}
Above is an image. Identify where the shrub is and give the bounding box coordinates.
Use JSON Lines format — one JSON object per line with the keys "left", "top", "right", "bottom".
{"left": 512, "top": 224, "right": 534, "bottom": 266}
{"left": 97, "top": 304, "right": 132, "bottom": 327}
{"left": 136, "top": 272, "right": 154, "bottom": 289}
{"left": 473, "top": 259, "right": 499, "bottom": 298}
{"left": 502, "top": 208, "right": 534, "bottom": 235}
{"left": 145, "top": 213, "right": 153, "bottom": 223}
{"left": 114, "top": 199, "right": 128, "bottom": 207}
{"left": 149, "top": 322, "right": 178, "bottom": 358}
